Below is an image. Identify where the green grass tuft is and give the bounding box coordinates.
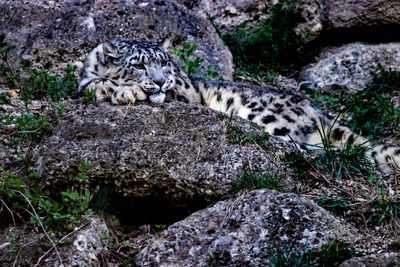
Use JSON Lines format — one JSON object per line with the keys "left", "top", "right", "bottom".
{"left": 225, "top": 120, "right": 270, "bottom": 150}
{"left": 313, "top": 119, "right": 374, "bottom": 182}
{"left": 315, "top": 197, "right": 356, "bottom": 214}
{"left": 0, "top": 92, "right": 11, "bottom": 104}
{"left": 267, "top": 240, "right": 355, "bottom": 267}
{"left": 310, "top": 67, "right": 400, "bottom": 140}
{"left": 222, "top": 0, "right": 318, "bottom": 81}
{"left": 235, "top": 169, "right": 286, "bottom": 192}
{"left": 1, "top": 161, "right": 95, "bottom": 231}
{"left": 0, "top": 113, "right": 53, "bottom": 146}
{"left": 21, "top": 65, "right": 78, "bottom": 103}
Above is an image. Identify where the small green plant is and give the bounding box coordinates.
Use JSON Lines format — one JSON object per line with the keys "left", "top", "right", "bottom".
{"left": 346, "top": 67, "right": 400, "bottom": 139}
{"left": 206, "top": 13, "right": 221, "bottom": 35}
{"left": 21, "top": 65, "right": 78, "bottom": 103}
{"left": 0, "top": 92, "right": 11, "bottom": 104}
{"left": 310, "top": 67, "right": 400, "bottom": 140}
{"left": 1, "top": 35, "right": 79, "bottom": 105}
{"left": 370, "top": 188, "right": 400, "bottom": 223}
{"left": 268, "top": 240, "right": 355, "bottom": 267}
{"left": 30, "top": 160, "right": 94, "bottom": 230}
{"left": 316, "top": 240, "right": 356, "bottom": 266}
{"left": 222, "top": 0, "right": 318, "bottom": 81}
{"left": 206, "top": 66, "right": 218, "bottom": 78}
{"left": 173, "top": 41, "right": 204, "bottom": 75}
{"left": 75, "top": 160, "right": 93, "bottom": 183}
{"left": 0, "top": 167, "right": 26, "bottom": 209}
{"left": 153, "top": 224, "right": 167, "bottom": 231}
{"left": 311, "top": 88, "right": 347, "bottom": 113}
{"left": 0, "top": 113, "right": 53, "bottom": 146}
{"left": 173, "top": 41, "right": 220, "bottom": 78}
{"left": 315, "top": 197, "right": 356, "bottom": 214}
{"left": 312, "top": 120, "right": 374, "bottom": 182}
{"left": 0, "top": 34, "right": 20, "bottom": 88}
{"left": 83, "top": 88, "right": 97, "bottom": 103}
{"left": 226, "top": 121, "right": 270, "bottom": 150}
{"left": 50, "top": 101, "right": 66, "bottom": 115}
{"left": 281, "top": 152, "right": 311, "bottom": 180}
{"left": 1, "top": 160, "right": 94, "bottom": 230}
{"left": 235, "top": 169, "right": 286, "bottom": 192}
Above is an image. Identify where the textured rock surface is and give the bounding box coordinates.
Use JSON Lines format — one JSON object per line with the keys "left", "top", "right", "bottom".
{"left": 136, "top": 189, "right": 357, "bottom": 266}
{"left": 322, "top": 0, "right": 400, "bottom": 30}
{"left": 0, "top": 0, "right": 233, "bottom": 80}
{"left": 30, "top": 101, "right": 294, "bottom": 223}
{"left": 300, "top": 43, "right": 400, "bottom": 92}
{"left": 45, "top": 216, "right": 110, "bottom": 266}
{"left": 340, "top": 252, "right": 400, "bottom": 267}
{"left": 0, "top": 216, "right": 110, "bottom": 266}
{"left": 176, "top": 0, "right": 400, "bottom": 44}
{"left": 176, "top": 0, "right": 323, "bottom": 40}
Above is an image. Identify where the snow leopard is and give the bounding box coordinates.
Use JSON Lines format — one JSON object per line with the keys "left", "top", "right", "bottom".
{"left": 77, "top": 38, "right": 400, "bottom": 174}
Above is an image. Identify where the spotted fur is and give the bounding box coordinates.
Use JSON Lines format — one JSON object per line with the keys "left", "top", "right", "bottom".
{"left": 78, "top": 39, "right": 400, "bottom": 174}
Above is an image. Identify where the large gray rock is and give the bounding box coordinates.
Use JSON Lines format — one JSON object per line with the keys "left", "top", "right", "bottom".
{"left": 30, "top": 101, "right": 293, "bottom": 223}
{"left": 0, "top": 216, "right": 110, "bottom": 266}
{"left": 45, "top": 216, "right": 110, "bottom": 266}
{"left": 175, "top": 0, "right": 323, "bottom": 41}
{"left": 136, "top": 189, "right": 358, "bottom": 266}
{"left": 322, "top": 0, "right": 400, "bottom": 30}
{"left": 300, "top": 43, "right": 400, "bottom": 92}
{"left": 0, "top": 0, "right": 233, "bottom": 80}
{"left": 176, "top": 0, "right": 400, "bottom": 44}
{"left": 340, "top": 252, "right": 400, "bottom": 267}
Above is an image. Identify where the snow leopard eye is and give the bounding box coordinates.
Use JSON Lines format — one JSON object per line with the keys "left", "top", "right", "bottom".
{"left": 161, "top": 60, "right": 168, "bottom": 67}
{"left": 133, "top": 63, "right": 146, "bottom": 70}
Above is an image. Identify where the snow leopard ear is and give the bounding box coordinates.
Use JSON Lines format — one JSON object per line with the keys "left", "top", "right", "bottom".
{"left": 103, "top": 41, "right": 120, "bottom": 59}
{"left": 160, "top": 38, "right": 171, "bottom": 50}
{"left": 103, "top": 41, "right": 126, "bottom": 65}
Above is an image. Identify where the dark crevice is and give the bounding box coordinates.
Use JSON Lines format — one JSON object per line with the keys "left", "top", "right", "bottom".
{"left": 306, "top": 24, "right": 400, "bottom": 50}
{"left": 107, "top": 191, "right": 211, "bottom": 226}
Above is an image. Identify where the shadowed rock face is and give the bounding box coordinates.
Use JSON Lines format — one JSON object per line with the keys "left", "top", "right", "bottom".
{"left": 176, "top": 0, "right": 323, "bottom": 41}
{"left": 339, "top": 252, "right": 400, "bottom": 267}
{"left": 177, "top": 0, "right": 400, "bottom": 46}
{"left": 0, "top": 0, "right": 233, "bottom": 80}
{"left": 30, "top": 101, "right": 293, "bottom": 224}
{"left": 322, "top": 0, "right": 400, "bottom": 30}
{"left": 136, "top": 189, "right": 358, "bottom": 266}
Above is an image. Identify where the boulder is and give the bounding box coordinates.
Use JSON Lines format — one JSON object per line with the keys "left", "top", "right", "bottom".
{"left": 300, "top": 43, "right": 400, "bottom": 92}
{"left": 45, "top": 216, "right": 110, "bottom": 267}
{"left": 175, "top": 0, "right": 323, "bottom": 41}
{"left": 136, "top": 189, "right": 358, "bottom": 266}
{"left": 0, "top": 216, "right": 110, "bottom": 266}
{"left": 176, "top": 0, "right": 400, "bottom": 45}
{"left": 340, "top": 252, "right": 400, "bottom": 267}
{"left": 322, "top": 0, "right": 400, "bottom": 30}
{"left": 30, "top": 101, "right": 294, "bottom": 224}
{"left": 0, "top": 0, "right": 233, "bottom": 80}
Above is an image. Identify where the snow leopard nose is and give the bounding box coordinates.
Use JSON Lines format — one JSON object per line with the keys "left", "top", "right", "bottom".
{"left": 153, "top": 78, "right": 166, "bottom": 88}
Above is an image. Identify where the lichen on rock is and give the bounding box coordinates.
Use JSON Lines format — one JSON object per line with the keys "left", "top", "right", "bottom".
{"left": 136, "top": 189, "right": 358, "bottom": 266}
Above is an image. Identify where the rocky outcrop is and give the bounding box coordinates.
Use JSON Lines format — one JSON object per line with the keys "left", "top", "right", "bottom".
{"left": 0, "top": 216, "right": 110, "bottom": 266}
{"left": 0, "top": 0, "right": 233, "bottom": 80}
{"left": 322, "top": 0, "right": 400, "bottom": 30}
{"left": 177, "top": 0, "right": 400, "bottom": 44}
{"left": 300, "top": 43, "right": 400, "bottom": 92}
{"left": 175, "top": 0, "right": 323, "bottom": 41}
{"left": 136, "top": 189, "right": 358, "bottom": 266}
{"left": 30, "top": 101, "right": 294, "bottom": 224}
{"left": 45, "top": 216, "right": 110, "bottom": 266}
{"left": 340, "top": 252, "right": 400, "bottom": 267}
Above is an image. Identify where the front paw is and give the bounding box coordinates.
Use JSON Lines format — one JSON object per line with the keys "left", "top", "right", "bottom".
{"left": 111, "top": 87, "right": 137, "bottom": 105}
